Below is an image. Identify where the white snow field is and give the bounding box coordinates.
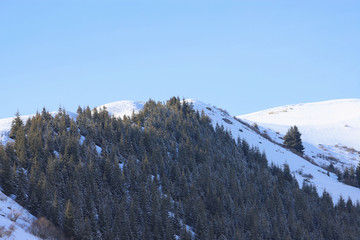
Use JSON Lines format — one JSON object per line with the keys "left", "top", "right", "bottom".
{"left": 239, "top": 99, "right": 360, "bottom": 172}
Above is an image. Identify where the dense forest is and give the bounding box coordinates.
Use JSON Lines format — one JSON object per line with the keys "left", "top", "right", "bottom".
{"left": 1, "top": 97, "right": 360, "bottom": 239}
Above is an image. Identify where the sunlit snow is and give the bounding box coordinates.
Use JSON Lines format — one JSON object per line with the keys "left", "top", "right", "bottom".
{"left": 239, "top": 99, "right": 360, "bottom": 171}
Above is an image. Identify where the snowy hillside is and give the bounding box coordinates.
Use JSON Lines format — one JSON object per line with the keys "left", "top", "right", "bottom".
{"left": 101, "top": 99, "right": 360, "bottom": 204}
{"left": 0, "top": 99, "right": 359, "bottom": 206}
{"left": 0, "top": 191, "right": 40, "bottom": 240}
{"left": 239, "top": 99, "right": 360, "bottom": 172}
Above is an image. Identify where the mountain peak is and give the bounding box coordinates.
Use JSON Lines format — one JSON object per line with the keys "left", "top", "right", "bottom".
{"left": 97, "top": 100, "right": 145, "bottom": 118}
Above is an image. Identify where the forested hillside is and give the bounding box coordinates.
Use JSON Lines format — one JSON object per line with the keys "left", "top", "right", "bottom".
{"left": 1, "top": 97, "right": 360, "bottom": 239}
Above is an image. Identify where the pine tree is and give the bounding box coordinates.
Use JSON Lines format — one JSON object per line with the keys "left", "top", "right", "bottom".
{"left": 0, "top": 146, "right": 12, "bottom": 194}
{"left": 9, "top": 111, "right": 23, "bottom": 140}
{"left": 64, "top": 199, "right": 76, "bottom": 238}
{"left": 356, "top": 163, "right": 360, "bottom": 187}
{"left": 14, "top": 123, "right": 27, "bottom": 168}
{"left": 283, "top": 125, "right": 304, "bottom": 154}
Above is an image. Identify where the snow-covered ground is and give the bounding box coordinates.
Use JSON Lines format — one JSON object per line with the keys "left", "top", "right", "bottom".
{"left": 0, "top": 191, "right": 39, "bottom": 239}
{"left": 239, "top": 99, "right": 360, "bottom": 172}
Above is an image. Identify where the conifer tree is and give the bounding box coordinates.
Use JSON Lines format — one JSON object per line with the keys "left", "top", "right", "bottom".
{"left": 356, "top": 163, "right": 360, "bottom": 187}
{"left": 9, "top": 111, "right": 23, "bottom": 140}
{"left": 64, "top": 199, "right": 76, "bottom": 238}
{"left": 283, "top": 125, "right": 305, "bottom": 154}
{"left": 0, "top": 146, "right": 12, "bottom": 194}
{"left": 14, "top": 124, "right": 27, "bottom": 168}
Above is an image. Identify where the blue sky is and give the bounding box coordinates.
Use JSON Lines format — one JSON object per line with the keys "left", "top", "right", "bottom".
{"left": 1, "top": 0, "right": 359, "bottom": 118}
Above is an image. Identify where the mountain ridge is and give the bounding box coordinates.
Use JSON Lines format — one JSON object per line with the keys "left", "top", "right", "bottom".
{"left": 89, "top": 98, "right": 360, "bottom": 203}
{"left": 0, "top": 97, "right": 360, "bottom": 239}
{"left": 0, "top": 98, "right": 359, "bottom": 205}
{"left": 238, "top": 98, "right": 360, "bottom": 172}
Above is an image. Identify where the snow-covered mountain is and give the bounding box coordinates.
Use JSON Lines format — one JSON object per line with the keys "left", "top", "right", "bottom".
{"left": 238, "top": 99, "right": 360, "bottom": 172}
{"left": 91, "top": 99, "right": 360, "bottom": 204}
{"left": 0, "top": 98, "right": 359, "bottom": 210}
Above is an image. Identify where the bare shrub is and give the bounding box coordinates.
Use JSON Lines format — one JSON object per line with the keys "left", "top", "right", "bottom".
{"left": 339, "top": 145, "right": 360, "bottom": 154}
{"left": 0, "top": 193, "right": 7, "bottom": 201}
{"left": 260, "top": 130, "right": 270, "bottom": 140}
{"left": 30, "top": 217, "right": 68, "bottom": 240}
{"left": 8, "top": 209, "right": 22, "bottom": 222}
{"left": 222, "top": 118, "right": 233, "bottom": 125}
{"left": 303, "top": 173, "right": 314, "bottom": 179}
{"left": 216, "top": 107, "right": 229, "bottom": 116}
{"left": 0, "top": 224, "right": 16, "bottom": 238}
{"left": 8, "top": 224, "right": 15, "bottom": 232}
{"left": 0, "top": 226, "right": 5, "bottom": 237}
{"left": 317, "top": 153, "right": 339, "bottom": 162}
{"left": 348, "top": 147, "right": 356, "bottom": 154}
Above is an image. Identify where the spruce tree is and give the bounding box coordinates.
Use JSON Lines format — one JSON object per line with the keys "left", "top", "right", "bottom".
{"left": 64, "top": 199, "right": 76, "bottom": 238}
{"left": 9, "top": 111, "right": 23, "bottom": 140}
{"left": 0, "top": 146, "right": 12, "bottom": 194}
{"left": 356, "top": 163, "right": 360, "bottom": 187}
{"left": 283, "top": 125, "right": 305, "bottom": 154}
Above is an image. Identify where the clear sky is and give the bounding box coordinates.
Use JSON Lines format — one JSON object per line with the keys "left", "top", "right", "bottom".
{"left": 1, "top": 0, "right": 359, "bottom": 118}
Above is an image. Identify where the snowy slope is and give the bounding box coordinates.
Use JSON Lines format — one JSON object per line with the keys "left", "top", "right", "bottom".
{"left": 97, "top": 100, "right": 144, "bottom": 118}
{"left": 100, "top": 99, "right": 360, "bottom": 203}
{"left": 0, "top": 191, "right": 40, "bottom": 240}
{"left": 0, "top": 99, "right": 359, "bottom": 206}
{"left": 238, "top": 99, "right": 360, "bottom": 171}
